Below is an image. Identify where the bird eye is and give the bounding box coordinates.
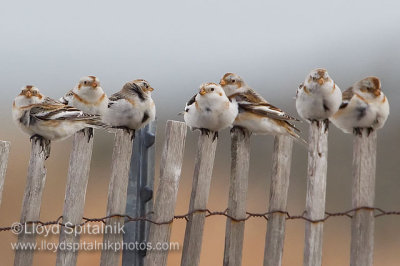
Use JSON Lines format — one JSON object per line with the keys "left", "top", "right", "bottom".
{"left": 232, "top": 79, "right": 236, "bottom": 83}
{"left": 211, "top": 88, "right": 214, "bottom": 91}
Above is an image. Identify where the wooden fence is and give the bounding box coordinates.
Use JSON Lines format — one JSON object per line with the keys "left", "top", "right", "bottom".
{"left": 0, "top": 119, "right": 379, "bottom": 266}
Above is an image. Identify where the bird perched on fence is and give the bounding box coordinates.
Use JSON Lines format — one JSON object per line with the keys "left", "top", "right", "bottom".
{"left": 12, "top": 86, "right": 107, "bottom": 142}
{"left": 59, "top": 76, "right": 108, "bottom": 115}
{"left": 296, "top": 68, "right": 342, "bottom": 124}
{"left": 103, "top": 79, "right": 156, "bottom": 137}
{"left": 219, "top": 72, "right": 304, "bottom": 143}
{"left": 183, "top": 82, "right": 238, "bottom": 140}
{"left": 330, "top": 76, "right": 389, "bottom": 135}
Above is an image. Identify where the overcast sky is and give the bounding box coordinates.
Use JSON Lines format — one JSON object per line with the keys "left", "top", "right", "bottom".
{"left": 1, "top": 0, "right": 400, "bottom": 120}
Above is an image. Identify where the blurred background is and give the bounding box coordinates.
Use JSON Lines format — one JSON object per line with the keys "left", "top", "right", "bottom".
{"left": 1, "top": 0, "right": 400, "bottom": 265}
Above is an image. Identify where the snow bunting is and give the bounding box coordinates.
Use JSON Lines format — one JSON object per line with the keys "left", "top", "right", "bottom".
{"left": 103, "top": 79, "right": 156, "bottom": 136}
{"left": 12, "top": 85, "right": 107, "bottom": 142}
{"left": 219, "top": 73, "right": 304, "bottom": 143}
{"left": 296, "top": 68, "right": 342, "bottom": 123}
{"left": 59, "top": 76, "right": 108, "bottom": 115}
{"left": 331, "top": 76, "right": 389, "bottom": 135}
{"left": 183, "top": 82, "right": 238, "bottom": 139}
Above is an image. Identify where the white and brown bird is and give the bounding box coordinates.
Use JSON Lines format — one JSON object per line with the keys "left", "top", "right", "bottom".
{"left": 296, "top": 68, "right": 342, "bottom": 123}
{"left": 103, "top": 79, "right": 156, "bottom": 135}
{"left": 183, "top": 82, "right": 238, "bottom": 139}
{"left": 59, "top": 76, "right": 108, "bottom": 115}
{"left": 12, "top": 85, "right": 106, "bottom": 142}
{"left": 331, "top": 76, "right": 389, "bottom": 135}
{"left": 219, "top": 73, "right": 304, "bottom": 143}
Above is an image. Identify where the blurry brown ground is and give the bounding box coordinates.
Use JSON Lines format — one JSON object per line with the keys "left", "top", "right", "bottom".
{"left": 0, "top": 107, "right": 400, "bottom": 265}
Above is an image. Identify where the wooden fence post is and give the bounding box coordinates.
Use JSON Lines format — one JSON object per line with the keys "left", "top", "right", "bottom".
{"left": 181, "top": 132, "right": 218, "bottom": 266}
{"left": 223, "top": 127, "right": 251, "bottom": 266}
{"left": 100, "top": 129, "right": 135, "bottom": 266}
{"left": 56, "top": 129, "right": 94, "bottom": 266}
{"left": 144, "top": 121, "right": 187, "bottom": 266}
{"left": 14, "top": 137, "right": 51, "bottom": 266}
{"left": 350, "top": 130, "right": 376, "bottom": 266}
{"left": 263, "top": 136, "right": 293, "bottom": 266}
{"left": 0, "top": 140, "right": 11, "bottom": 206}
{"left": 303, "top": 121, "right": 328, "bottom": 266}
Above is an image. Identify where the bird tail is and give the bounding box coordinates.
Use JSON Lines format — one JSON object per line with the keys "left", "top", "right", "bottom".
{"left": 86, "top": 117, "right": 110, "bottom": 130}
{"left": 288, "top": 130, "right": 308, "bottom": 148}
{"left": 284, "top": 121, "right": 308, "bottom": 148}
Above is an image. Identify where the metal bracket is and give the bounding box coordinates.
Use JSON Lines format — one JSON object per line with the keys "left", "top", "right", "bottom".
{"left": 122, "top": 121, "right": 156, "bottom": 266}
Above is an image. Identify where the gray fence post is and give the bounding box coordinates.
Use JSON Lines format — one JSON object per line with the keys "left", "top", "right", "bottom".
{"left": 122, "top": 121, "right": 156, "bottom": 266}
{"left": 0, "top": 141, "right": 10, "bottom": 207}
{"left": 350, "top": 130, "right": 376, "bottom": 266}
{"left": 303, "top": 121, "right": 329, "bottom": 266}
{"left": 223, "top": 127, "right": 251, "bottom": 266}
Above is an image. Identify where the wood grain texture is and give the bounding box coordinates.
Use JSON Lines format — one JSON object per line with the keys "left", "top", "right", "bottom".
{"left": 144, "top": 121, "right": 187, "bottom": 266}
{"left": 303, "top": 121, "right": 328, "bottom": 266}
{"left": 0, "top": 140, "right": 10, "bottom": 206}
{"left": 181, "top": 133, "right": 218, "bottom": 266}
{"left": 350, "top": 130, "right": 376, "bottom": 266}
{"left": 14, "top": 136, "right": 51, "bottom": 266}
{"left": 264, "top": 136, "right": 293, "bottom": 266}
{"left": 100, "top": 129, "right": 135, "bottom": 266}
{"left": 56, "top": 129, "right": 94, "bottom": 266}
{"left": 223, "top": 127, "right": 251, "bottom": 266}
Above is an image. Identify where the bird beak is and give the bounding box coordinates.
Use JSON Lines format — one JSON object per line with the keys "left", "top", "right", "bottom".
{"left": 199, "top": 88, "right": 206, "bottom": 95}
{"left": 148, "top": 87, "right": 154, "bottom": 92}
{"left": 219, "top": 79, "right": 226, "bottom": 86}
{"left": 25, "top": 91, "right": 32, "bottom": 98}
{"left": 92, "top": 82, "right": 98, "bottom": 88}
{"left": 373, "top": 89, "right": 381, "bottom": 96}
{"left": 317, "top": 78, "right": 325, "bottom": 85}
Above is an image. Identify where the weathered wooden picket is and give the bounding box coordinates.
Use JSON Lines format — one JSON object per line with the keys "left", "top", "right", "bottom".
{"left": 0, "top": 119, "right": 378, "bottom": 266}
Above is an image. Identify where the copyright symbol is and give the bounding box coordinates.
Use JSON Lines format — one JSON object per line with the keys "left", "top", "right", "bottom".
{"left": 11, "top": 222, "right": 23, "bottom": 235}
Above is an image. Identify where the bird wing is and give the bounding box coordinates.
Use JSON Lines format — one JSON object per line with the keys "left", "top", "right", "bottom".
{"left": 339, "top": 87, "right": 354, "bottom": 109}
{"left": 186, "top": 94, "right": 197, "bottom": 107}
{"left": 43, "top": 96, "right": 64, "bottom": 105}
{"left": 239, "top": 102, "right": 300, "bottom": 121}
{"left": 108, "top": 92, "right": 125, "bottom": 102}
{"left": 296, "top": 82, "right": 304, "bottom": 98}
{"left": 107, "top": 92, "right": 126, "bottom": 108}
{"left": 108, "top": 91, "right": 126, "bottom": 102}
{"left": 233, "top": 89, "right": 267, "bottom": 105}
{"left": 129, "top": 83, "right": 145, "bottom": 101}
{"left": 183, "top": 93, "right": 197, "bottom": 112}
{"left": 59, "top": 90, "right": 74, "bottom": 104}
{"left": 29, "top": 103, "right": 99, "bottom": 122}
{"left": 234, "top": 89, "right": 299, "bottom": 121}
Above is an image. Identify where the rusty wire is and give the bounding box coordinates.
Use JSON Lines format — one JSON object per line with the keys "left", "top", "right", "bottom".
{"left": 1, "top": 206, "right": 400, "bottom": 233}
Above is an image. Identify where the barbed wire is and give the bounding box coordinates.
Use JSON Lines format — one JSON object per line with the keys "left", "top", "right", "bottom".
{"left": 1, "top": 206, "right": 400, "bottom": 233}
